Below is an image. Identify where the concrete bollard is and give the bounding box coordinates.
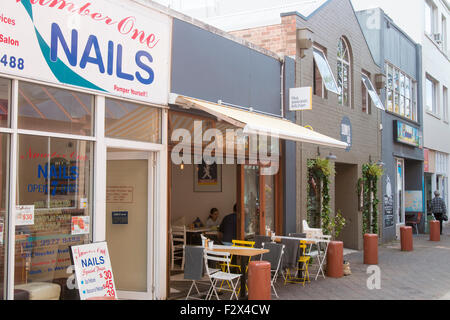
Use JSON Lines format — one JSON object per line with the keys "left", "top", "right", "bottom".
{"left": 364, "top": 234, "right": 378, "bottom": 265}
{"left": 248, "top": 261, "right": 271, "bottom": 300}
{"left": 327, "top": 241, "right": 343, "bottom": 278}
{"left": 429, "top": 220, "right": 440, "bottom": 242}
{"left": 400, "top": 226, "right": 413, "bottom": 251}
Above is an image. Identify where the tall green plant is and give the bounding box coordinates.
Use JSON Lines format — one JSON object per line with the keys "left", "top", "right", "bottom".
{"left": 307, "top": 157, "right": 337, "bottom": 237}
{"left": 358, "top": 163, "right": 383, "bottom": 235}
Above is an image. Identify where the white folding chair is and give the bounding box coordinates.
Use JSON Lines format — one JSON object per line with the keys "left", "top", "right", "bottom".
{"left": 302, "top": 220, "right": 331, "bottom": 280}
{"left": 260, "top": 242, "right": 285, "bottom": 298}
{"left": 308, "top": 235, "right": 331, "bottom": 280}
{"left": 171, "top": 225, "right": 186, "bottom": 270}
{"left": 203, "top": 250, "right": 241, "bottom": 300}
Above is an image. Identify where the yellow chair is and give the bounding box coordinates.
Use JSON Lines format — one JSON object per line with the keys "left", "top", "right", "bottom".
{"left": 284, "top": 240, "right": 311, "bottom": 286}
{"left": 219, "top": 239, "right": 255, "bottom": 292}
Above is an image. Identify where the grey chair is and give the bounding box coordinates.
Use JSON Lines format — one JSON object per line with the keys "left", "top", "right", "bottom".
{"left": 260, "top": 242, "right": 285, "bottom": 298}
{"left": 184, "top": 246, "right": 205, "bottom": 300}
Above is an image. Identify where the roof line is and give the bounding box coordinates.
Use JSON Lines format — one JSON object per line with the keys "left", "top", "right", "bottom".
{"left": 280, "top": 0, "right": 332, "bottom": 20}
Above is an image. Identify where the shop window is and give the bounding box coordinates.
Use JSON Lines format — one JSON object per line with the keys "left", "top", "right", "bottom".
{"left": 105, "top": 98, "right": 161, "bottom": 143}
{"left": 18, "top": 82, "right": 94, "bottom": 136}
{"left": 0, "top": 78, "right": 10, "bottom": 128}
{"left": 0, "top": 134, "right": 8, "bottom": 299}
{"left": 337, "top": 37, "right": 351, "bottom": 107}
{"left": 15, "top": 135, "right": 92, "bottom": 300}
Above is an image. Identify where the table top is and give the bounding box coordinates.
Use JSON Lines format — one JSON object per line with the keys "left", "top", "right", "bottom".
{"left": 186, "top": 227, "right": 217, "bottom": 233}
{"left": 210, "top": 245, "right": 269, "bottom": 257}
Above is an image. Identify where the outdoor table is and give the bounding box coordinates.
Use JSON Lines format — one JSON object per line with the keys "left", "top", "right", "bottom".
{"left": 211, "top": 245, "right": 269, "bottom": 299}
{"left": 186, "top": 227, "right": 216, "bottom": 245}
{"left": 274, "top": 235, "right": 330, "bottom": 280}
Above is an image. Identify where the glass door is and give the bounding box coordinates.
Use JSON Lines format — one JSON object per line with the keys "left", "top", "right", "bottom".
{"left": 106, "top": 149, "right": 154, "bottom": 300}
{"left": 244, "top": 165, "right": 260, "bottom": 239}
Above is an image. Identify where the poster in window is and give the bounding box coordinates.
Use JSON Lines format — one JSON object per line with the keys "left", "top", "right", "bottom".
{"left": 194, "top": 161, "right": 222, "bottom": 192}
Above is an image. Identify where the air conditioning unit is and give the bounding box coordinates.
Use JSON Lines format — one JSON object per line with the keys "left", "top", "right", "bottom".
{"left": 434, "top": 33, "right": 442, "bottom": 44}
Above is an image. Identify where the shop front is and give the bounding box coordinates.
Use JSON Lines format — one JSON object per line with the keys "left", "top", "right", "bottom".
{"left": 0, "top": 0, "right": 171, "bottom": 300}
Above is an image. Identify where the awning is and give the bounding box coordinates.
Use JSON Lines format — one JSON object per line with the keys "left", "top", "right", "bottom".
{"left": 170, "top": 94, "right": 348, "bottom": 149}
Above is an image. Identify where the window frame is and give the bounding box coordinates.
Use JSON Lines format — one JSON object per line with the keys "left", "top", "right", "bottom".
{"left": 425, "top": 74, "right": 439, "bottom": 116}
{"left": 443, "top": 86, "right": 449, "bottom": 123}
{"left": 312, "top": 46, "right": 340, "bottom": 95}
{"left": 385, "top": 61, "right": 418, "bottom": 122}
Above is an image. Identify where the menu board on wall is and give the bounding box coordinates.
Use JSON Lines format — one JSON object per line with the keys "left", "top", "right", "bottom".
{"left": 70, "top": 242, "right": 117, "bottom": 300}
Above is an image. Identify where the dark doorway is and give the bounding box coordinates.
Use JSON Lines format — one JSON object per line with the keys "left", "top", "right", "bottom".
{"left": 335, "top": 163, "right": 359, "bottom": 249}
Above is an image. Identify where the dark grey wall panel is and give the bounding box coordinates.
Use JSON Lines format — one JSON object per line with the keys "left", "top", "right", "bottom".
{"left": 171, "top": 18, "right": 282, "bottom": 116}
{"left": 283, "top": 56, "right": 297, "bottom": 235}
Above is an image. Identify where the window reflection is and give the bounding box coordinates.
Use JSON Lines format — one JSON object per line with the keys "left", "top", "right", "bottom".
{"left": 18, "top": 82, "right": 94, "bottom": 136}
{"left": 105, "top": 98, "right": 161, "bottom": 143}
{"left": 0, "top": 78, "right": 11, "bottom": 128}
{"left": 15, "top": 135, "right": 92, "bottom": 300}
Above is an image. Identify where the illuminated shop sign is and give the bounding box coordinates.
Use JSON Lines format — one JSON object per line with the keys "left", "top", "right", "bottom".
{"left": 394, "top": 120, "right": 420, "bottom": 147}
{"left": 1, "top": 0, "right": 170, "bottom": 104}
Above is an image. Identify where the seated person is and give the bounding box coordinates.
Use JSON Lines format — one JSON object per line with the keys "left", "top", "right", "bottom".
{"left": 219, "top": 204, "right": 237, "bottom": 246}
{"left": 205, "top": 208, "right": 221, "bottom": 229}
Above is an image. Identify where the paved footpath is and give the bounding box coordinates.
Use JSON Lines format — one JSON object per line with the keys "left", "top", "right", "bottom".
{"left": 276, "top": 224, "right": 450, "bottom": 300}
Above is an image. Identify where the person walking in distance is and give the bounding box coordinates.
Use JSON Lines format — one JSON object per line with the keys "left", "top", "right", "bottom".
{"left": 431, "top": 191, "right": 447, "bottom": 235}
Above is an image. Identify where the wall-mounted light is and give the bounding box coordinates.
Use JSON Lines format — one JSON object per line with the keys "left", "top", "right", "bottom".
{"left": 180, "top": 161, "right": 184, "bottom": 170}
{"left": 326, "top": 153, "right": 337, "bottom": 161}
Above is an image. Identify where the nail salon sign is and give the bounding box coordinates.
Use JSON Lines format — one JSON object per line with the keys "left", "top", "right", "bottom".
{"left": 1, "top": 0, "right": 171, "bottom": 104}
{"left": 71, "top": 241, "right": 117, "bottom": 300}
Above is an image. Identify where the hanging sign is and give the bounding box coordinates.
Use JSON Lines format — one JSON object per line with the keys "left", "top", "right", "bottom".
{"left": 289, "top": 87, "right": 312, "bottom": 111}
{"left": 1, "top": 0, "right": 171, "bottom": 105}
{"left": 70, "top": 242, "right": 117, "bottom": 300}
{"left": 394, "top": 120, "right": 420, "bottom": 147}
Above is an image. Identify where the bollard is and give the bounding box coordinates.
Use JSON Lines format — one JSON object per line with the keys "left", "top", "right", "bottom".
{"left": 430, "top": 220, "right": 440, "bottom": 242}
{"left": 248, "top": 261, "right": 271, "bottom": 300}
{"left": 364, "top": 234, "right": 378, "bottom": 265}
{"left": 327, "top": 241, "right": 343, "bottom": 278}
{"left": 400, "top": 226, "right": 413, "bottom": 251}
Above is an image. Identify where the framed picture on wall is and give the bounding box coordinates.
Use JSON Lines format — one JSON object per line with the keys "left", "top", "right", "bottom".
{"left": 194, "top": 161, "right": 222, "bottom": 192}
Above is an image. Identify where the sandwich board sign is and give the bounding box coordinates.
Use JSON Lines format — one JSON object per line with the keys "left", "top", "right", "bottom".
{"left": 70, "top": 242, "right": 117, "bottom": 300}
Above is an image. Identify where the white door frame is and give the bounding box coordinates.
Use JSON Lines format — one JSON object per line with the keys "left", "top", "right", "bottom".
{"left": 95, "top": 136, "right": 167, "bottom": 300}
{"left": 106, "top": 150, "right": 154, "bottom": 300}
{"left": 395, "top": 158, "right": 405, "bottom": 239}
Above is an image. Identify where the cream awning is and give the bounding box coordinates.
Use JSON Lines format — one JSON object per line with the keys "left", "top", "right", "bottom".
{"left": 170, "top": 94, "right": 348, "bottom": 149}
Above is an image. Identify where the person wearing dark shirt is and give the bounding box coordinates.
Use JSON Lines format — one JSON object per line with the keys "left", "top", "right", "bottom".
{"left": 219, "top": 204, "right": 237, "bottom": 246}
{"left": 431, "top": 190, "right": 447, "bottom": 235}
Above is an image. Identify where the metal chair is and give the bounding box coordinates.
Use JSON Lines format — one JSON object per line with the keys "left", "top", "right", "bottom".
{"left": 406, "top": 212, "right": 422, "bottom": 234}
{"left": 203, "top": 250, "right": 241, "bottom": 300}
{"left": 170, "top": 225, "right": 186, "bottom": 270}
